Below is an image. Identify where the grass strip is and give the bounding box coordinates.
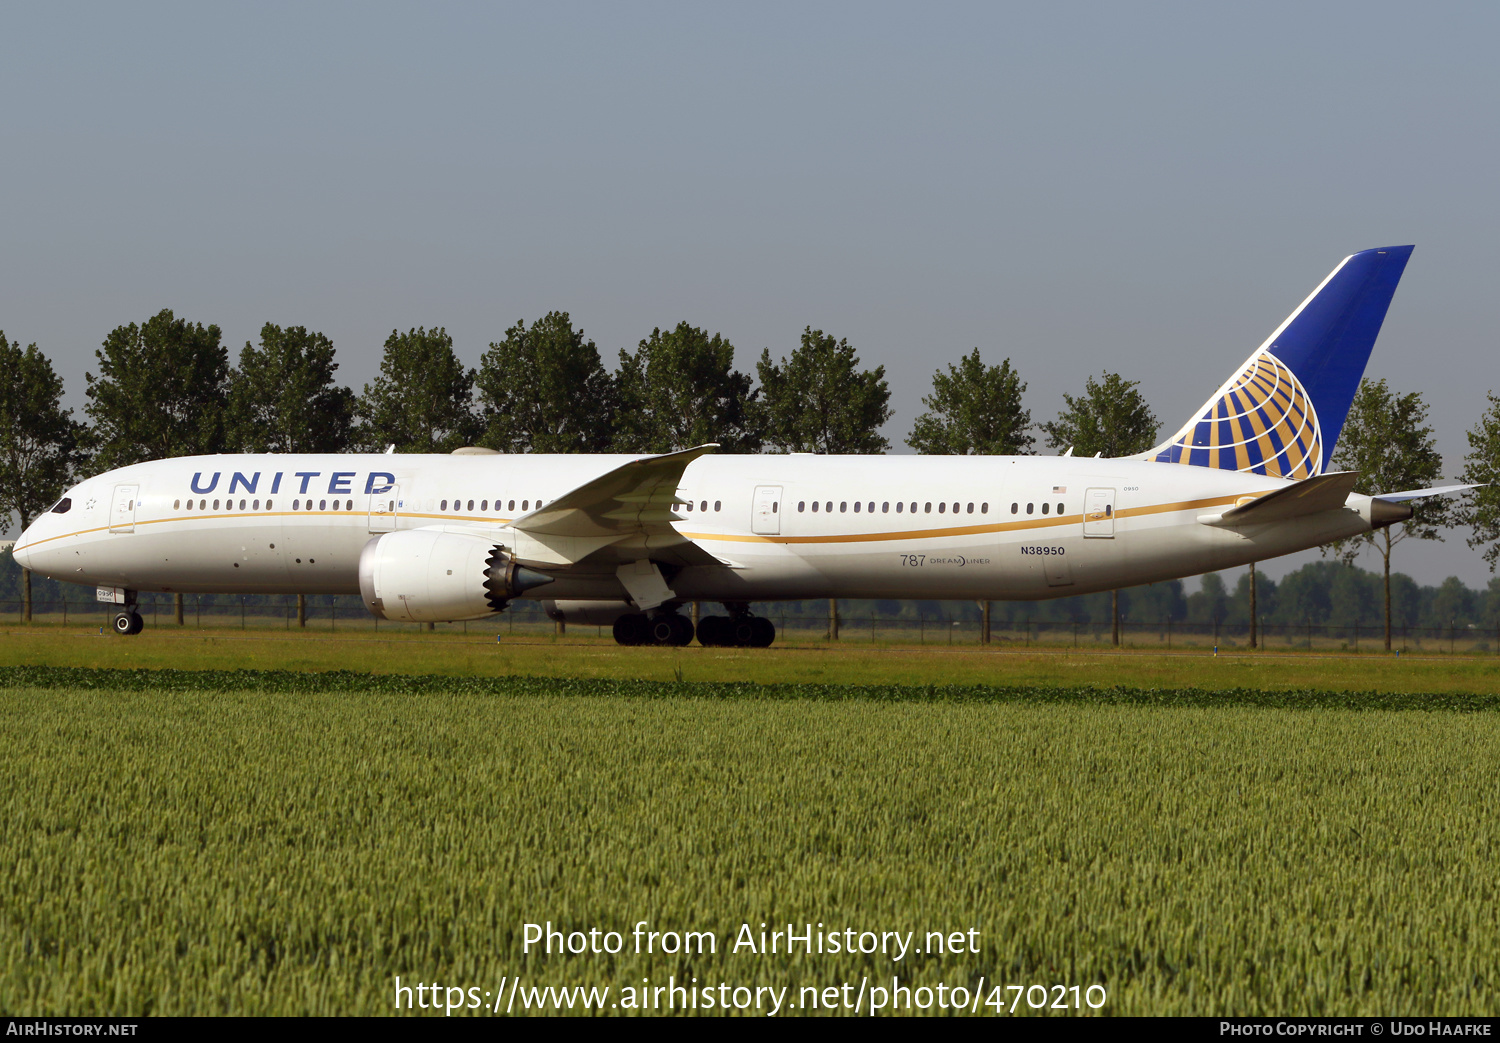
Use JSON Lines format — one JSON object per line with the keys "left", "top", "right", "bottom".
{"left": 3, "top": 664, "right": 1497, "bottom": 711}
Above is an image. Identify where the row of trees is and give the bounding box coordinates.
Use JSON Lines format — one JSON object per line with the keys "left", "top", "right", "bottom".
{"left": 0, "top": 307, "right": 1159, "bottom": 528}
{"left": 3, "top": 306, "right": 1500, "bottom": 650}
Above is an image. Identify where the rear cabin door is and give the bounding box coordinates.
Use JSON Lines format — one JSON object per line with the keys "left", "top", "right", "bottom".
{"left": 1084, "top": 487, "right": 1115, "bottom": 538}
{"left": 109, "top": 484, "right": 139, "bottom": 533}
{"left": 368, "top": 487, "right": 401, "bottom": 533}
{"left": 751, "top": 485, "right": 782, "bottom": 536}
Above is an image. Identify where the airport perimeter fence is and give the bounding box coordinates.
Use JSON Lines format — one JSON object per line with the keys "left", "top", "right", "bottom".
{"left": 3, "top": 597, "right": 1497, "bottom": 653}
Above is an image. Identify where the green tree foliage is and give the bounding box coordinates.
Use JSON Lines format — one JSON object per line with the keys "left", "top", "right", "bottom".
{"left": 906, "top": 349, "right": 1034, "bottom": 455}
{"left": 85, "top": 309, "right": 230, "bottom": 470}
{"left": 227, "top": 324, "right": 354, "bottom": 454}
{"left": 1327, "top": 378, "right": 1450, "bottom": 650}
{"left": 1041, "top": 371, "right": 1159, "bottom": 458}
{"left": 1186, "top": 572, "right": 1229, "bottom": 624}
{"left": 1459, "top": 391, "right": 1500, "bottom": 570}
{"left": 0, "top": 335, "right": 85, "bottom": 621}
{"left": 356, "top": 328, "right": 478, "bottom": 453}
{"left": 754, "top": 328, "right": 892, "bottom": 454}
{"left": 475, "top": 313, "right": 615, "bottom": 453}
{"left": 614, "top": 323, "right": 758, "bottom": 454}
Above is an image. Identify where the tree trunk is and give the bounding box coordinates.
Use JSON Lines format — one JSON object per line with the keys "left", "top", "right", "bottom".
{"left": 22, "top": 567, "right": 31, "bottom": 623}
{"left": 1383, "top": 532, "right": 1392, "bottom": 652}
{"left": 297, "top": 594, "right": 306, "bottom": 628}
{"left": 1111, "top": 590, "right": 1119, "bottom": 646}
{"left": 1249, "top": 563, "right": 1257, "bottom": 649}
{"left": 692, "top": 601, "right": 701, "bottom": 629}
{"left": 175, "top": 592, "right": 184, "bottom": 626}
{"left": 829, "top": 598, "right": 839, "bottom": 641}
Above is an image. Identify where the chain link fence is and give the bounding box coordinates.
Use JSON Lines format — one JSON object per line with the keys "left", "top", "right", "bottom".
{"left": 3, "top": 597, "right": 1495, "bottom": 653}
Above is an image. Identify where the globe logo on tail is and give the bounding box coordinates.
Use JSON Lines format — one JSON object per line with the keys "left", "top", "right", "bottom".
{"left": 1152, "top": 352, "right": 1323, "bottom": 479}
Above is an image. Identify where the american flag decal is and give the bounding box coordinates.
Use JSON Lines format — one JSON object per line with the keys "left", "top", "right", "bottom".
{"left": 1052, "top": 486, "right": 1066, "bottom": 494}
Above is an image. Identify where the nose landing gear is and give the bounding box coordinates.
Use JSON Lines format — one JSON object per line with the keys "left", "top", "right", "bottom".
{"left": 110, "top": 590, "right": 144, "bottom": 635}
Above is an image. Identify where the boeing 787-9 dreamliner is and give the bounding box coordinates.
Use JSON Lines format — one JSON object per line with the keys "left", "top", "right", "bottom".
{"left": 14, "top": 245, "right": 1465, "bottom": 646}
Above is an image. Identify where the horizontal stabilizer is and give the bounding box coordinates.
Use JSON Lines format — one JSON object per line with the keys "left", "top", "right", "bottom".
{"left": 1200, "top": 471, "right": 1359, "bottom": 528}
{"left": 1369, "top": 483, "right": 1478, "bottom": 528}
{"left": 1373, "top": 483, "right": 1477, "bottom": 504}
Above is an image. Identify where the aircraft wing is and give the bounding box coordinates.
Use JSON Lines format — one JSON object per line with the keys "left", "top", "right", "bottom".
{"left": 506, "top": 444, "right": 723, "bottom": 567}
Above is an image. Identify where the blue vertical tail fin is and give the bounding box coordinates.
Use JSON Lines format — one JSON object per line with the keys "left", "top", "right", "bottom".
{"left": 1146, "top": 245, "right": 1414, "bottom": 478}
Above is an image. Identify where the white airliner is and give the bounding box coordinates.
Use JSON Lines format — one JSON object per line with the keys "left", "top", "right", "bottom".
{"left": 14, "top": 245, "right": 1462, "bottom": 646}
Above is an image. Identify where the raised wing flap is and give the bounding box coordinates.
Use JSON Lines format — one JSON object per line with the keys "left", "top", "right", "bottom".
{"left": 508, "top": 444, "right": 721, "bottom": 567}
{"left": 1201, "top": 471, "right": 1359, "bottom": 528}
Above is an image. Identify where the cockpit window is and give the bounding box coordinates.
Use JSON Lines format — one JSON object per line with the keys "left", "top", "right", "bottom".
{"left": 51, "top": 497, "right": 72, "bottom": 514}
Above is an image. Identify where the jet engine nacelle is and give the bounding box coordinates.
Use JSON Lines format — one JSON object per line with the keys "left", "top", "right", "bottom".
{"left": 359, "top": 529, "right": 553, "bottom": 623}
{"left": 542, "top": 599, "right": 636, "bottom": 627}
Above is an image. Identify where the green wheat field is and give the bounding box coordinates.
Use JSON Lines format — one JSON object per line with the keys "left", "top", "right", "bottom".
{"left": 2, "top": 643, "right": 1498, "bottom": 1016}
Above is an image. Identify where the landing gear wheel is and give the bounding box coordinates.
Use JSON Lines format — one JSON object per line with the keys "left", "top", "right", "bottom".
{"left": 647, "top": 614, "right": 694, "bottom": 647}
{"left": 748, "top": 616, "right": 775, "bottom": 647}
{"left": 613, "top": 613, "right": 649, "bottom": 646}
{"left": 696, "top": 616, "right": 727, "bottom": 646}
{"left": 731, "top": 617, "right": 758, "bottom": 646}
{"left": 113, "top": 611, "right": 144, "bottom": 636}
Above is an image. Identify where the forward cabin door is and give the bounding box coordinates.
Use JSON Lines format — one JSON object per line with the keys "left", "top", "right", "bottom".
{"left": 1084, "top": 487, "right": 1116, "bottom": 538}
{"left": 368, "top": 486, "right": 401, "bottom": 533}
{"left": 109, "top": 484, "right": 139, "bottom": 533}
{"left": 751, "top": 485, "right": 782, "bottom": 536}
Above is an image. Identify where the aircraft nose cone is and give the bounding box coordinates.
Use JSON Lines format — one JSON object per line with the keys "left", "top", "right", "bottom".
{"left": 11, "top": 534, "right": 34, "bottom": 570}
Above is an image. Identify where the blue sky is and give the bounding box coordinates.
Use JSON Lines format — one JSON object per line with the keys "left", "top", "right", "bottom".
{"left": 3, "top": 2, "right": 1496, "bottom": 585}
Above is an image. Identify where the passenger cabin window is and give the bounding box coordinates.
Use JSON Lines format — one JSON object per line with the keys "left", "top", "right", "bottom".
{"left": 798, "top": 501, "right": 806, "bottom": 512}
{"left": 853, "top": 502, "right": 860, "bottom": 513}
{"left": 1011, "top": 503, "right": 1018, "bottom": 514}
{"left": 320, "top": 499, "right": 327, "bottom": 511}
{"left": 938, "top": 502, "right": 945, "bottom": 513}
{"left": 213, "top": 499, "right": 220, "bottom": 510}
{"left": 811, "top": 501, "right": 819, "bottom": 512}
{"left": 1057, "top": 502, "right": 1064, "bottom": 514}
{"left": 924, "top": 502, "right": 932, "bottom": 513}
{"left": 896, "top": 502, "right": 903, "bottom": 513}
{"left": 1026, "top": 503, "right": 1034, "bottom": 514}
{"left": 882, "top": 502, "right": 889, "bottom": 513}
{"left": 714, "top": 501, "right": 721, "bottom": 511}
{"left": 1042, "top": 503, "right": 1049, "bottom": 515}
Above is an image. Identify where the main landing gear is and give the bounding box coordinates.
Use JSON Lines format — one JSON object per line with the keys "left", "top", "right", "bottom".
{"left": 695, "top": 613, "right": 774, "bottom": 648}
{"left": 611, "top": 606, "right": 776, "bottom": 647}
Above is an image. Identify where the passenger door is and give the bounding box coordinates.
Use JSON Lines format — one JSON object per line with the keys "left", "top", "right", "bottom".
{"left": 1084, "top": 487, "right": 1115, "bottom": 538}
{"left": 368, "top": 487, "right": 401, "bottom": 533}
{"left": 109, "top": 484, "right": 139, "bottom": 533}
{"left": 751, "top": 485, "right": 782, "bottom": 536}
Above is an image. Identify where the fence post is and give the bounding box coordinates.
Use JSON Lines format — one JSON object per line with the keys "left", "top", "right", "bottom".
{"left": 981, "top": 601, "right": 991, "bottom": 645}
{"left": 241, "top": 599, "right": 246, "bottom": 630}
{"left": 1167, "top": 617, "right": 1172, "bottom": 650}
{"left": 63, "top": 599, "right": 67, "bottom": 626}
